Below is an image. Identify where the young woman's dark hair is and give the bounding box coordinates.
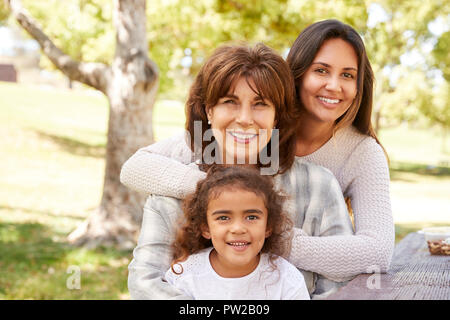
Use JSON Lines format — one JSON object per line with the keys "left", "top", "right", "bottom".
{"left": 171, "top": 165, "right": 293, "bottom": 273}
{"left": 185, "top": 43, "right": 299, "bottom": 174}
{"left": 287, "top": 19, "right": 385, "bottom": 151}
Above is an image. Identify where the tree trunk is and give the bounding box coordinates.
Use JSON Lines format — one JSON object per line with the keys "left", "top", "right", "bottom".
{"left": 8, "top": 0, "right": 159, "bottom": 249}
{"left": 68, "top": 0, "right": 159, "bottom": 249}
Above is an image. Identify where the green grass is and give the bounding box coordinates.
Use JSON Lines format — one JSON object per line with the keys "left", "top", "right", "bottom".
{"left": 0, "top": 81, "right": 448, "bottom": 298}
{"left": 0, "top": 82, "right": 185, "bottom": 299}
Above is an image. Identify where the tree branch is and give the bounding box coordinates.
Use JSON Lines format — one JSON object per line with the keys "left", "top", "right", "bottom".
{"left": 7, "top": 0, "right": 110, "bottom": 93}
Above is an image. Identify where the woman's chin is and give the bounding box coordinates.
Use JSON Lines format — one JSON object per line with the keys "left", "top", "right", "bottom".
{"left": 223, "top": 151, "right": 259, "bottom": 165}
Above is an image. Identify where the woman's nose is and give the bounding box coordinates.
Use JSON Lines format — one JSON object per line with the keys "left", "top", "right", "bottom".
{"left": 236, "top": 104, "right": 254, "bottom": 126}
{"left": 325, "top": 75, "right": 342, "bottom": 92}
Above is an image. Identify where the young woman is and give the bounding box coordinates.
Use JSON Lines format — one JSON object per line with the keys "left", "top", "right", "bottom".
{"left": 285, "top": 19, "right": 394, "bottom": 277}
{"left": 126, "top": 43, "right": 354, "bottom": 300}
{"left": 166, "top": 165, "right": 310, "bottom": 300}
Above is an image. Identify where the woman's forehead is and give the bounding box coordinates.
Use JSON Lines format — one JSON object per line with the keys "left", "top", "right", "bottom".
{"left": 226, "top": 76, "right": 262, "bottom": 97}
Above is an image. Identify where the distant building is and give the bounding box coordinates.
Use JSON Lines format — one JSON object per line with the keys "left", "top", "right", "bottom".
{"left": 0, "top": 63, "right": 17, "bottom": 82}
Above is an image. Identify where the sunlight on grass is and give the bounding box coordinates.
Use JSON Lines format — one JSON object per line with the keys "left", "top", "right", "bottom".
{"left": 379, "top": 125, "right": 450, "bottom": 166}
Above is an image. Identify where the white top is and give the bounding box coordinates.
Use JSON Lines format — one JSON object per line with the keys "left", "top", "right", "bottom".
{"left": 165, "top": 247, "right": 310, "bottom": 300}
{"left": 121, "top": 125, "right": 395, "bottom": 279}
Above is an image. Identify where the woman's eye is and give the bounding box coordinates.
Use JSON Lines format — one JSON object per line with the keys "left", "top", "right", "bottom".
{"left": 254, "top": 101, "right": 268, "bottom": 107}
{"left": 222, "top": 99, "right": 236, "bottom": 105}
{"left": 343, "top": 72, "right": 355, "bottom": 79}
{"left": 314, "top": 68, "right": 327, "bottom": 74}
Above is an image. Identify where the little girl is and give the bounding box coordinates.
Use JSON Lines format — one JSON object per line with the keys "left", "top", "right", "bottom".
{"left": 165, "top": 165, "right": 310, "bottom": 300}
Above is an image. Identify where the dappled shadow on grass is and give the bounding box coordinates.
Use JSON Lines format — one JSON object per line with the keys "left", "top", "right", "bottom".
{"left": 389, "top": 161, "right": 450, "bottom": 182}
{"left": 0, "top": 221, "right": 132, "bottom": 299}
{"left": 0, "top": 222, "right": 69, "bottom": 297}
{"left": 32, "top": 129, "right": 105, "bottom": 158}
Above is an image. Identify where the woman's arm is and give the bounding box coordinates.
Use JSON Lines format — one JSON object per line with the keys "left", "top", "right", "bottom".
{"left": 120, "top": 132, "right": 206, "bottom": 199}
{"left": 128, "top": 195, "right": 193, "bottom": 300}
{"left": 288, "top": 150, "right": 395, "bottom": 281}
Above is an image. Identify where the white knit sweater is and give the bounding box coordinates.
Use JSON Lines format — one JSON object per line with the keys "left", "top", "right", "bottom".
{"left": 120, "top": 126, "right": 395, "bottom": 279}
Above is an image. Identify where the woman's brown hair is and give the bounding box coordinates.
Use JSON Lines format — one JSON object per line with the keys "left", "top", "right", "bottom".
{"left": 286, "top": 19, "right": 387, "bottom": 155}
{"left": 185, "top": 43, "right": 299, "bottom": 174}
{"left": 171, "top": 165, "right": 293, "bottom": 273}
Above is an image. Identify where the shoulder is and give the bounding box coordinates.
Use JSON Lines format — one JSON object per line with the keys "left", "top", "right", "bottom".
{"left": 145, "top": 194, "right": 183, "bottom": 214}
{"left": 166, "top": 131, "right": 194, "bottom": 159}
{"left": 336, "top": 127, "right": 389, "bottom": 191}
{"left": 161, "top": 131, "right": 190, "bottom": 147}
{"left": 340, "top": 127, "right": 388, "bottom": 173}
{"left": 168, "top": 248, "right": 211, "bottom": 279}
{"left": 340, "top": 126, "right": 386, "bottom": 159}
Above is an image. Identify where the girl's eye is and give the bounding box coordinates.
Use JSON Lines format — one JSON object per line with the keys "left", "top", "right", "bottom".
{"left": 246, "top": 215, "right": 259, "bottom": 221}
{"left": 217, "top": 216, "right": 229, "bottom": 221}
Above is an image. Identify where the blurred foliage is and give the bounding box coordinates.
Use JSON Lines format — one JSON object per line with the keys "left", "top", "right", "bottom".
{"left": 20, "top": 0, "right": 114, "bottom": 68}
{"left": 379, "top": 67, "right": 431, "bottom": 125}
{"left": 363, "top": 0, "right": 449, "bottom": 132}
{"left": 0, "top": 1, "right": 10, "bottom": 24}
{"left": 431, "top": 30, "right": 450, "bottom": 82}
{"left": 145, "top": 0, "right": 369, "bottom": 93}
{"left": 4, "top": 0, "right": 450, "bottom": 129}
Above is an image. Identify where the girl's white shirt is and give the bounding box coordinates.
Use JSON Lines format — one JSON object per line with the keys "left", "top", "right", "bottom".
{"left": 165, "top": 247, "right": 310, "bottom": 300}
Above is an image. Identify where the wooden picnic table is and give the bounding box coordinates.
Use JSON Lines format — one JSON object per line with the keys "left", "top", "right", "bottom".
{"left": 326, "top": 231, "right": 450, "bottom": 300}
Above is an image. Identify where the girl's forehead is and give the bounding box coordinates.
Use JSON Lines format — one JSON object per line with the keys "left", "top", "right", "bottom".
{"left": 209, "top": 184, "right": 253, "bottom": 196}
{"left": 207, "top": 185, "right": 267, "bottom": 206}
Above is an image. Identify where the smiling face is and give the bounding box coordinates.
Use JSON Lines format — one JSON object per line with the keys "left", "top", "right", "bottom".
{"left": 201, "top": 188, "right": 271, "bottom": 278}
{"left": 206, "top": 76, "right": 276, "bottom": 165}
{"left": 299, "top": 38, "right": 358, "bottom": 125}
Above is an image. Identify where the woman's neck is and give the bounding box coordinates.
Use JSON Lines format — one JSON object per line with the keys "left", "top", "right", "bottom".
{"left": 296, "top": 117, "right": 334, "bottom": 157}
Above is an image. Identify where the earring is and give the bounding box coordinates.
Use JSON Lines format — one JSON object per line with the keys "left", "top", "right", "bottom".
{"left": 207, "top": 120, "right": 211, "bottom": 125}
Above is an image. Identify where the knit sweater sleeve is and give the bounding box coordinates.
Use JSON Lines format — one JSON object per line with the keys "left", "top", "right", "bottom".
{"left": 120, "top": 132, "right": 206, "bottom": 199}
{"left": 289, "top": 139, "right": 395, "bottom": 280}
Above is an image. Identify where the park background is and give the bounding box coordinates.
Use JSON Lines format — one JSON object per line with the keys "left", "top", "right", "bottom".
{"left": 0, "top": 0, "right": 449, "bottom": 299}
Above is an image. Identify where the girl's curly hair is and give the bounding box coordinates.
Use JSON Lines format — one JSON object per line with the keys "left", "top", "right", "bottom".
{"left": 171, "top": 165, "right": 293, "bottom": 274}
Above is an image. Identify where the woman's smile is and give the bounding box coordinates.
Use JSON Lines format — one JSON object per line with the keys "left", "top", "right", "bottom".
{"left": 227, "top": 130, "right": 258, "bottom": 144}
{"left": 300, "top": 38, "right": 358, "bottom": 124}
{"left": 207, "top": 76, "right": 276, "bottom": 164}
{"left": 317, "top": 95, "right": 342, "bottom": 108}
